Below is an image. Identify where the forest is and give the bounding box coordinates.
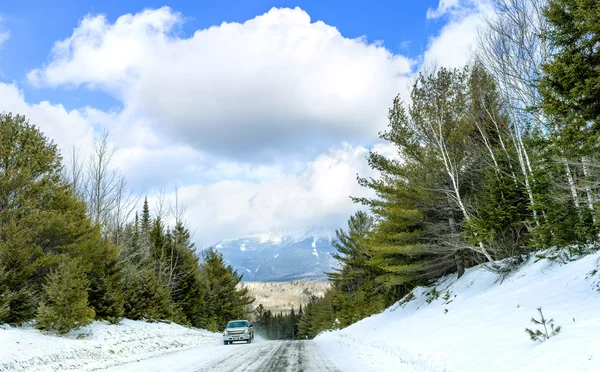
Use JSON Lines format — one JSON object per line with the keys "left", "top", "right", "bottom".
{"left": 0, "top": 116, "right": 253, "bottom": 333}
{"left": 1, "top": 0, "right": 598, "bottom": 339}
{"left": 294, "top": 0, "right": 600, "bottom": 337}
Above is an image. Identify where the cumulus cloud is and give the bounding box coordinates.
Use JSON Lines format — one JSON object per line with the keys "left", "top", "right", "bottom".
{"left": 0, "top": 83, "right": 95, "bottom": 157}
{"left": 28, "top": 7, "right": 414, "bottom": 161}
{"left": 156, "top": 142, "right": 398, "bottom": 245}
{"left": 427, "top": 0, "right": 463, "bottom": 19}
{"left": 13, "top": 4, "right": 492, "bottom": 242}
{"left": 423, "top": 0, "right": 492, "bottom": 68}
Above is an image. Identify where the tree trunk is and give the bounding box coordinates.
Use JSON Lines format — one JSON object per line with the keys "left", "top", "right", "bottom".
{"left": 582, "top": 156, "right": 595, "bottom": 223}
{"left": 454, "top": 251, "right": 465, "bottom": 279}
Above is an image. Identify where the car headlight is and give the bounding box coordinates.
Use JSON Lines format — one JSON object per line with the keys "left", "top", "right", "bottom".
{"left": 244, "top": 329, "right": 249, "bottom": 334}
{"left": 223, "top": 330, "right": 227, "bottom": 336}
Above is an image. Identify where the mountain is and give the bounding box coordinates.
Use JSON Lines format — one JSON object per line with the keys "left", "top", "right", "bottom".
{"left": 209, "top": 227, "right": 340, "bottom": 281}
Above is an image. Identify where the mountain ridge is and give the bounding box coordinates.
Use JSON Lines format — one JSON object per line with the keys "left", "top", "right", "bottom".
{"left": 209, "top": 227, "right": 340, "bottom": 281}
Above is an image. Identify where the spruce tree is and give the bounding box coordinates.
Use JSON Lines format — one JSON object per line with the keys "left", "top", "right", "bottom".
{"left": 167, "top": 222, "right": 206, "bottom": 327}
{"left": 537, "top": 0, "right": 600, "bottom": 241}
{"left": 197, "top": 248, "right": 254, "bottom": 331}
{"left": 36, "top": 256, "right": 95, "bottom": 334}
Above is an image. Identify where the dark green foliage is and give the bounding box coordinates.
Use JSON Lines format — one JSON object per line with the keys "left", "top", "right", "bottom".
{"left": 253, "top": 305, "right": 299, "bottom": 340}
{"left": 122, "top": 267, "right": 174, "bottom": 321}
{"left": 0, "top": 113, "right": 120, "bottom": 326}
{"left": 326, "top": 211, "right": 391, "bottom": 327}
{"left": 541, "top": 0, "right": 600, "bottom": 131}
{"left": 296, "top": 291, "right": 338, "bottom": 339}
{"left": 533, "top": 0, "right": 600, "bottom": 244}
{"left": 0, "top": 112, "right": 254, "bottom": 333}
{"left": 301, "top": 64, "right": 541, "bottom": 336}
{"left": 36, "top": 256, "right": 95, "bottom": 334}
{"left": 166, "top": 222, "right": 206, "bottom": 327}
{"left": 196, "top": 248, "right": 254, "bottom": 331}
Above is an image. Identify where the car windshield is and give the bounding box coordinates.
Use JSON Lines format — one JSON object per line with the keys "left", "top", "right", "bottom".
{"left": 227, "top": 321, "right": 248, "bottom": 328}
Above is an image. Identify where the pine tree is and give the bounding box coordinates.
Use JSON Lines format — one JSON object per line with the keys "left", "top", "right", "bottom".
{"left": 167, "top": 222, "right": 206, "bottom": 327}
{"left": 36, "top": 256, "right": 95, "bottom": 334}
{"left": 0, "top": 113, "right": 123, "bottom": 326}
{"left": 122, "top": 266, "right": 174, "bottom": 321}
{"left": 541, "top": 0, "right": 600, "bottom": 132}
{"left": 197, "top": 248, "right": 254, "bottom": 331}
{"left": 537, "top": 0, "right": 600, "bottom": 241}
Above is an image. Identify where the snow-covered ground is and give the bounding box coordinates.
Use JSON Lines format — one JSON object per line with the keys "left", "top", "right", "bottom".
{"left": 315, "top": 249, "right": 600, "bottom": 371}
{"left": 2, "top": 249, "right": 599, "bottom": 371}
{"left": 0, "top": 319, "right": 220, "bottom": 371}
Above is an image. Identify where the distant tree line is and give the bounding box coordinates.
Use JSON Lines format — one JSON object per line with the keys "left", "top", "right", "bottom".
{"left": 297, "top": 0, "right": 600, "bottom": 336}
{"left": 252, "top": 304, "right": 300, "bottom": 339}
{"left": 0, "top": 114, "right": 253, "bottom": 333}
{"left": 252, "top": 296, "right": 337, "bottom": 340}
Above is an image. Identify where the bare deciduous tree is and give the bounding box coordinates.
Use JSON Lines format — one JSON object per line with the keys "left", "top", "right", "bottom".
{"left": 475, "top": 0, "right": 552, "bottom": 224}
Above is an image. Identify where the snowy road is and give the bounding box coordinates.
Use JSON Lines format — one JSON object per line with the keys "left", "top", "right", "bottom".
{"left": 102, "top": 340, "right": 341, "bottom": 372}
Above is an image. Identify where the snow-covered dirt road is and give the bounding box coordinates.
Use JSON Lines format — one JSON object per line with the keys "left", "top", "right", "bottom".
{"left": 102, "top": 340, "right": 340, "bottom": 372}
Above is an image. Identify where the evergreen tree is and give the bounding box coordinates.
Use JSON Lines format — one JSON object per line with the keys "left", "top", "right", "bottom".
{"left": 36, "top": 256, "right": 95, "bottom": 334}
{"left": 0, "top": 113, "right": 122, "bottom": 326}
{"left": 167, "top": 222, "right": 206, "bottom": 327}
{"left": 541, "top": 0, "right": 600, "bottom": 133}
{"left": 537, "top": 0, "right": 600, "bottom": 241}
{"left": 197, "top": 248, "right": 254, "bottom": 331}
{"left": 122, "top": 266, "right": 174, "bottom": 321}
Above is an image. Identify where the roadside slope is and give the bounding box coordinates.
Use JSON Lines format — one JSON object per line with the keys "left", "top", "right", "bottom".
{"left": 315, "top": 250, "right": 600, "bottom": 372}
{"left": 0, "top": 319, "right": 220, "bottom": 371}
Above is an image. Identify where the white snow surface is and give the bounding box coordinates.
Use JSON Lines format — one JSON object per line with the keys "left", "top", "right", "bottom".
{"left": 312, "top": 238, "right": 319, "bottom": 257}
{"left": 2, "top": 249, "right": 599, "bottom": 372}
{"left": 0, "top": 319, "right": 220, "bottom": 371}
{"left": 315, "top": 249, "right": 600, "bottom": 371}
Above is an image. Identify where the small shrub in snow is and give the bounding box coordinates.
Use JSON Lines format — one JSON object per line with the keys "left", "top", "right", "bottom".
{"left": 442, "top": 291, "right": 455, "bottom": 305}
{"left": 398, "top": 292, "right": 415, "bottom": 308}
{"left": 525, "top": 308, "right": 561, "bottom": 342}
{"left": 485, "top": 255, "right": 525, "bottom": 277}
{"left": 538, "top": 244, "right": 600, "bottom": 265}
{"left": 425, "top": 288, "right": 440, "bottom": 304}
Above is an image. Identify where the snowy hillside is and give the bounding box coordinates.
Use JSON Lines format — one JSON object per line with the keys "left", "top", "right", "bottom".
{"left": 211, "top": 227, "right": 339, "bottom": 281}
{"left": 315, "top": 248, "right": 600, "bottom": 371}
{"left": 0, "top": 320, "right": 220, "bottom": 371}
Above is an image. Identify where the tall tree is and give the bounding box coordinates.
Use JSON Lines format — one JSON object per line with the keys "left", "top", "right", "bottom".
{"left": 197, "top": 248, "right": 254, "bottom": 331}
{"left": 539, "top": 0, "right": 600, "bottom": 235}
{"left": 0, "top": 113, "right": 122, "bottom": 324}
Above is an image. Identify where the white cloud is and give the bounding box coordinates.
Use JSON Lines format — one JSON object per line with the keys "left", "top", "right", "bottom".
{"left": 423, "top": 0, "right": 492, "bottom": 68}
{"left": 11, "top": 4, "right": 492, "bottom": 243}
{"left": 0, "top": 83, "right": 95, "bottom": 157}
{"left": 28, "top": 6, "right": 414, "bottom": 161}
{"left": 158, "top": 143, "right": 397, "bottom": 245}
{"left": 427, "top": 0, "right": 462, "bottom": 19}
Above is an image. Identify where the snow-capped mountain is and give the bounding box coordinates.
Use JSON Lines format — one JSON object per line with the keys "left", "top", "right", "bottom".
{"left": 210, "top": 227, "right": 340, "bottom": 281}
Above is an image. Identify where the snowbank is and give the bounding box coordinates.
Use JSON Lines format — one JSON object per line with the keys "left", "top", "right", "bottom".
{"left": 0, "top": 319, "right": 220, "bottom": 371}
{"left": 315, "top": 250, "right": 600, "bottom": 372}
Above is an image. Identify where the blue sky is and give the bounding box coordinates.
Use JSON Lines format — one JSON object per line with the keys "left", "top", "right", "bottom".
{"left": 2, "top": 0, "right": 446, "bottom": 111}
{"left": 0, "top": 0, "right": 491, "bottom": 244}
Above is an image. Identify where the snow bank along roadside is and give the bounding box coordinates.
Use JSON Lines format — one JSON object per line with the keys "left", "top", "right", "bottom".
{"left": 315, "top": 249, "right": 600, "bottom": 372}
{"left": 0, "top": 319, "right": 220, "bottom": 371}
